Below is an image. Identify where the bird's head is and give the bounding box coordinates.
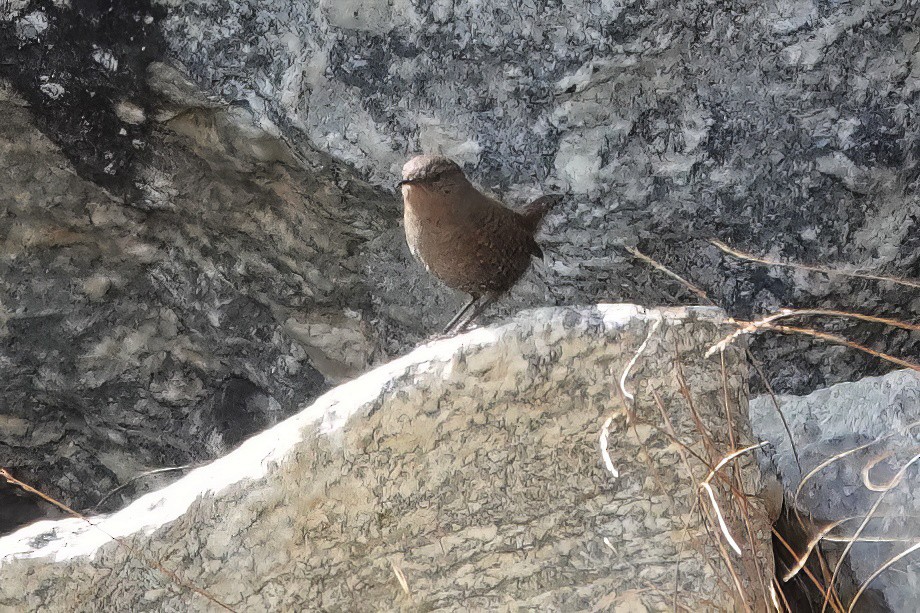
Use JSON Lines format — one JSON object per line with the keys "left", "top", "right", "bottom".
{"left": 398, "top": 155, "right": 468, "bottom": 193}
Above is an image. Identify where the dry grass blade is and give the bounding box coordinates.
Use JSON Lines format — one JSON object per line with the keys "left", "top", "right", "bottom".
{"left": 797, "top": 424, "right": 920, "bottom": 503}
{"left": 861, "top": 447, "right": 920, "bottom": 492}
{"left": 641, "top": 388, "right": 737, "bottom": 602}
{"left": 618, "top": 313, "right": 663, "bottom": 404}
{"left": 769, "top": 580, "right": 784, "bottom": 612}
{"left": 699, "top": 499, "right": 753, "bottom": 613}
{"left": 790, "top": 428, "right": 919, "bottom": 580}
{"left": 652, "top": 385, "right": 774, "bottom": 609}
{"left": 747, "top": 350, "right": 802, "bottom": 472}
{"left": 794, "top": 440, "right": 882, "bottom": 518}
{"left": 707, "top": 308, "right": 920, "bottom": 357}
{"left": 823, "top": 533, "right": 920, "bottom": 544}
{"left": 390, "top": 559, "right": 411, "bottom": 596}
{"left": 0, "top": 468, "right": 238, "bottom": 612}
{"left": 716, "top": 350, "right": 768, "bottom": 604}
{"left": 699, "top": 442, "right": 769, "bottom": 558}
{"left": 847, "top": 541, "right": 920, "bottom": 613}
{"left": 780, "top": 518, "right": 847, "bottom": 583}
{"left": 675, "top": 361, "right": 719, "bottom": 465}
{"left": 603, "top": 313, "right": 664, "bottom": 480}
{"left": 709, "top": 239, "right": 920, "bottom": 289}
{"left": 719, "top": 350, "right": 737, "bottom": 451}
{"left": 92, "top": 464, "right": 197, "bottom": 511}
{"left": 773, "top": 528, "right": 844, "bottom": 613}
{"left": 704, "top": 442, "right": 770, "bottom": 482}
{"left": 821, "top": 451, "right": 920, "bottom": 613}
{"left": 701, "top": 482, "right": 742, "bottom": 556}
{"left": 761, "top": 324, "right": 920, "bottom": 373}
{"left": 599, "top": 416, "right": 620, "bottom": 478}
{"left": 649, "top": 390, "right": 717, "bottom": 603}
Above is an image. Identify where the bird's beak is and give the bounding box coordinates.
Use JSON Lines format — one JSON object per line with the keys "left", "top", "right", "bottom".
{"left": 397, "top": 178, "right": 417, "bottom": 188}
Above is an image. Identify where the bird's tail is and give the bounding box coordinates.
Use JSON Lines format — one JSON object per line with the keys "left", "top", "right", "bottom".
{"left": 518, "top": 194, "right": 563, "bottom": 233}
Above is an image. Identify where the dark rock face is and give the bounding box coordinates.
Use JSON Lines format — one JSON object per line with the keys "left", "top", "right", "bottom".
{"left": 1, "top": 0, "right": 918, "bottom": 547}
{"left": 0, "top": 0, "right": 167, "bottom": 195}
{"left": 0, "top": 68, "right": 394, "bottom": 531}
{"left": 156, "top": 0, "right": 919, "bottom": 390}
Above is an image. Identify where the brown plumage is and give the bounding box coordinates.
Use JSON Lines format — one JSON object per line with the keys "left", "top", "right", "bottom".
{"left": 398, "top": 155, "right": 561, "bottom": 334}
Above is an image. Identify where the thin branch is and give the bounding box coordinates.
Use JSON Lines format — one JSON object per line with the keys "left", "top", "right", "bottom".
{"left": 710, "top": 239, "right": 920, "bottom": 289}
{"left": 92, "top": 464, "right": 197, "bottom": 511}
{"left": 746, "top": 349, "right": 802, "bottom": 473}
{"left": 763, "top": 324, "right": 920, "bottom": 373}
{"left": 707, "top": 308, "right": 920, "bottom": 358}
{"left": 773, "top": 527, "right": 844, "bottom": 613}
{"left": 0, "top": 468, "right": 237, "bottom": 612}
{"left": 626, "top": 246, "right": 716, "bottom": 304}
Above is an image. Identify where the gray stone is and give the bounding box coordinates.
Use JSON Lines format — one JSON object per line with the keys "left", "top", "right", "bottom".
{"left": 0, "top": 68, "right": 395, "bottom": 526}
{"left": 0, "top": 306, "right": 774, "bottom": 612}
{"left": 3, "top": 0, "right": 918, "bottom": 399}
{"left": 1, "top": 0, "right": 918, "bottom": 576}
{"left": 153, "top": 0, "right": 920, "bottom": 395}
{"left": 751, "top": 369, "right": 920, "bottom": 612}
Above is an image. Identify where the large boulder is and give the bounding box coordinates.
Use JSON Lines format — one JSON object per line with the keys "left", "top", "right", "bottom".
{"left": 0, "top": 306, "right": 774, "bottom": 612}
{"left": 0, "top": 72, "right": 393, "bottom": 529}
{"left": 751, "top": 369, "right": 920, "bottom": 612}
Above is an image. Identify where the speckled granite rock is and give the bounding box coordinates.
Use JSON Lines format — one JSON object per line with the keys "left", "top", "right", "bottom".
{"left": 0, "top": 306, "right": 774, "bottom": 612}
{"left": 2, "top": 0, "right": 918, "bottom": 554}
{"left": 151, "top": 0, "right": 920, "bottom": 391}
{"left": 0, "top": 69, "right": 396, "bottom": 529}
{"left": 750, "top": 370, "right": 920, "bottom": 612}
{"left": 3, "top": 1, "right": 919, "bottom": 396}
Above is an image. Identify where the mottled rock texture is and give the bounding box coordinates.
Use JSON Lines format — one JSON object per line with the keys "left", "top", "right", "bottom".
{"left": 0, "top": 306, "right": 774, "bottom": 612}
{"left": 152, "top": 0, "right": 920, "bottom": 391}
{"left": 0, "top": 68, "right": 395, "bottom": 529}
{"left": 0, "top": 0, "right": 917, "bottom": 567}
{"left": 751, "top": 370, "right": 920, "bottom": 612}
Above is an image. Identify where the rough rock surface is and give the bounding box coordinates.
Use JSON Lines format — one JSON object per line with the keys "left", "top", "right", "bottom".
{"left": 153, "top": 0, "right": 920, "bottom": 392}
{"left": 750, "top": 369, "right": 920, "bottom": 612}
{"left": 0, "top": 306, "right": 774, "bottom": 612}
{"left": 1, "top": 0, "right": 918, "bottom": 565}
{"left": 2, "top": 0, "right": 919, "bottom": 396}
{"left": 0, "top": 69, "right": 396, "bottom": 529}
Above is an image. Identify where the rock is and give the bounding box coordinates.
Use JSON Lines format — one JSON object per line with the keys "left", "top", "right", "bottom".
{"left": 750, "top": 369, "right": 920, "bottom": 612}
{"left": 0, "top": 306, "right": 774, "bottom": 611}
{"left": 2, "top": 1, "right": 918, "bottom": 399}
{"left": 0, "top": 63, "right": 398, "bottom": 531}
{"left": 152, "top": 0, "right": 920, "bottom": 393}
{"left": 1, "top": 0, "right": 918, "bottom": 575}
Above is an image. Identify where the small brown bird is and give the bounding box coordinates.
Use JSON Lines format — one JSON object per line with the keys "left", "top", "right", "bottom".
{"left": 398, "top": 155, "right": 561, "bottom": 334}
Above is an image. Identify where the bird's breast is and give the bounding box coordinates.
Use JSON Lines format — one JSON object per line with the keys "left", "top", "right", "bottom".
{"left": 402, "top": 191, "right": 536, "bottom": 295}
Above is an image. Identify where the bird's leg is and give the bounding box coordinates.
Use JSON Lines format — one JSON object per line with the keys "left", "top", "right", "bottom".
{"left": 442, "top": 294, "right": 479, "bottom": 335}
{"left": 453, "top": 291, "right": 498, "bottom": 333}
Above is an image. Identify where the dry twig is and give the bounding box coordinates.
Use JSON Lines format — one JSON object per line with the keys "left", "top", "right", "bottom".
{"left": 710, "top": 239, "right": 920, "bottom": 289}
{"left": 0, "top": 468, "right": 237, "bottom": 612}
